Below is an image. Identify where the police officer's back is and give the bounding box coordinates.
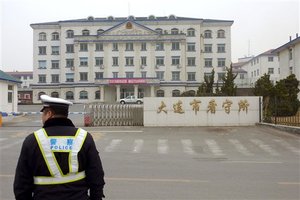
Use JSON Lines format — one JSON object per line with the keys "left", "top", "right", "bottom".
{"left": 14, "top": 95, "right": 105, "bottom": 200}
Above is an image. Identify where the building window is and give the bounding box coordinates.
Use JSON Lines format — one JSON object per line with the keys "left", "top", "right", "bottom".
{"left": 125, "top": 57, "right": 134, "bottom": 66}
{"left": 39, "top": 32, "right": 47, "bottom": 41}
{"left": 155, "top": 28, "right": 163, "bottom": 34}
{"left": 171, "top": 56, "right": 180, "bottom": 65}
{"left": 187, "top": 28, "right": 195, "bottom": 37}
{"left": 80, "top": 43, "right": 88, "bottom": 51}
{"left": 171, "top": 28, "right": 179, "bottom": 34}
{"left": 51, "top": 60, "right": 59, "bottom": 69}
{"left": 8, "top": 85, "right": 13, "bottom": 103}
{"left": 204, "top": 73, "right": 212, "bottom": 80}
{"left": 51, "top": 92, "right": 59, "bottom": 98}
{"left": 112, "top": 57, "right": 119, "bottom": 66}
{"left": 125, "top": 72, "right": 134, "bottom": 78}
{"left": 126, "top": 43, "right": 134, "bottom": 51}
{"left": 112, "top": 72, "right": 118, "bottom": 78}
{"left": 156, "top": 90, "right": 164, "bottom": 97}
{"left": 172, "top": 90, "right": 181, "bottom": 97}
{"left": 257, "top": 69, "right": 259, "bottom": 76}
{"left": 187, "top": 72, "right": 196, "bottom": 81}
{"left": 112, "top": 43, "right": 118, "bottom": 51}
{"left": 217, "top": 44, "right": 225, "bottom": 53}
{"left": 141, "top": 57, "right": 147, "bottom": 66}
{"left": 95, "top": 43, "right": 104, "bottom": 51}
{"left": 218, "top": 58, "right": 226, "bottom": 67}
{"left": 172, "top": 71, "right": 180, "bottom": 81}
{"left": 156, "top": 57, "right": 164, "bottom": 66}
{"left": 51, "top": 46, "right": 59, "bottom": 55}
{"left": 156, "top": 71, "right": 164, "bottom": 80}
{"left": 268, "top": 56, "right": 274, "bottom": 62}
{"left": 95, "top": 91, "right": 100, "bottom": 99}
{"left": 141, "top": 71, "right": 147, "bottom": 78}
{"left": 51, "top": 74, "right": 59, "bottom": 83}
{"left": 240, "top": 74, "right": 245, "bottom": 79}
{"left": 171, "top": 42, "right": 180, "bottom": 50}
{"left": 82, "top": 30, "right": 90, "bottom": 36}
{"left": 268, "top": 68, "right": 274, "bottom": 74}
{"left": 66, "top": 59, "right": 74, "bottom": 68}
{"left": 187, "top": 43, "right": 196, "bottom": 51}
{"left": 38, "top": 92, "right": 46, "bottom": 100}
{"left": 156, "top": 42, "right": 164, "bottom": 51}
{"left": 289, "top": 67, "right": 293, "bottom": 74}
{"left": 187, "top": 57, "right": 196, "bottom": 66}
{"left": 39, "top": 46, "right": 46, "bottom": 55}
{"left": 66, "top": 91, "right": 74, "bottom": 100}
{"left": 66, "top": 44, "right": 74, "bottom": 53}
{"left": 66, "top": 73, "right": 74, "bottom": 82}
{"left": 51, "top": 32, "right": 59, "bottom": 40}
{"left": 141, "top": 43, "right": 147, "bottom": 51}
{"left": 79, "top": 91, "right": 88, "bottom": 99}
{"left": 95, "top": 72, "right": 103, "bottom": 79}
{"left": 95, "top": 57, "right": 104, "bottom": 66}
{"left": 204, "top": 58, "right": 213, "bottom": 67}
{"left": 66, "top": 30, "right": 74, "bottom": 38}
{"left": 218, "top": 73, "right": 225, "bottom": 81}
{"left": 38, "top": 60, "right": 47, "bottom": 69}
{"left": 289, "top": 49, "right": 293, "bottom": 60}
{"left": 204, "top": 44, "right": 212, "bottom": 53}
{"left": 80, "top": 57, "right": 88, "bottom": 66}
{"left": 217, "top": 30, "right": 225, "bottom": 38}
{"left": 38, "top": 75, "right": 46, "bottom": 83}
{"left": 80, "top": 72, "right": 88, "bottom": 81}
{"left": 97, "top": 29, "right": 104, "bottom": 35}
{"left": 204, "top": 30, "right": 212, "bottom": 38}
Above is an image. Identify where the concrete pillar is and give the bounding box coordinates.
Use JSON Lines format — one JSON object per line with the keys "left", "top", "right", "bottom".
{"left": 134, "top": 85, "right": 138, "bottom": 97}
{"left": 100, "top": 85, "right": 105, "bottom": 102}
{"left": 116, "top": 85, "right": 120, "bottom": 102}
{"left": 150, "top": 85, "right": 155, "bottom": 97}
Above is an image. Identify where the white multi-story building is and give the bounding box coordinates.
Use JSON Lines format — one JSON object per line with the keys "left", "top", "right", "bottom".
{"left": 234, "top": 50, "right": 279, "bottom": 87}
{"left": 30, "top": 15, "right": 233, "bottom": 103}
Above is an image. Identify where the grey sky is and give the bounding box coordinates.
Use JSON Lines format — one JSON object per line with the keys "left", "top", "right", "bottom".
{"left": 0, "top": 0, "right": 299, "bottom": 71}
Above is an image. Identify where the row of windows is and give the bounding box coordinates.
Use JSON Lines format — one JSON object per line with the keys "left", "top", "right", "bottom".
{"left": 37, "top": 56, "right": 203, "bottom": 68}
{"left": 250, "top": 68, "right": 280, "bottom": 77}
{"left": 38, "top": 43, "right": 226, "bottom": 55}
{"left": 37, "top": 89, "right": 189, "bottom": 100}
{"left": 38, "top": 29, "right": 227, "bottom": 41}
{"left": 37, "top": 71, "right": 198, "bottom": 83}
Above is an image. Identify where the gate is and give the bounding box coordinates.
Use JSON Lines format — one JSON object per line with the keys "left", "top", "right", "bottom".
{"left": 84, "top": 104, "right": 143, "bottom": 126}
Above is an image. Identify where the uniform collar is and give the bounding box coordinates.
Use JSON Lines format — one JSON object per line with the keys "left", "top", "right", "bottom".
{"left": 43, "top": 118, "right": 75, "bottom": 128}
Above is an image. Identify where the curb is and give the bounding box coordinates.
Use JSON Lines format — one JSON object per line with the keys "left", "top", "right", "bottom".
{"left": 257, "top": 122, "right": 300, "bottom": 135}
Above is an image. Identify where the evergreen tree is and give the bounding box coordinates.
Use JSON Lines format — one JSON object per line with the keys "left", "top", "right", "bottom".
{"left": 197, "top": 69, "right": 215, "bottom": 96}
{"left": 220, "top": 63, "right": 237, "bottom": 96}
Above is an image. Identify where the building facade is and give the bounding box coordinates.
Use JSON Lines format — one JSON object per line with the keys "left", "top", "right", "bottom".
{"left": 30, "top": 15, "right": 233, "bottom": 103}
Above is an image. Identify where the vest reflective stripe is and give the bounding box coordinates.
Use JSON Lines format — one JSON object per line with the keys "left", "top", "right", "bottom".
{"left": 34, "top": 171, "right": 86, "bottom": 185}
{"left": 34, "top": 128, "right": 87, "bottom": 185}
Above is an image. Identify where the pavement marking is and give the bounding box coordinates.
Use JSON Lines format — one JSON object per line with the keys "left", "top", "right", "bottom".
{"left": 250, "top": 139, "right": 280, "bottom": 156}
{"left": 229, "top": 139, "right": 253, "bottom": 156}
{"left": 0, "top": 140, "right": 23, "bottom": 150}
{"left": 181, "top": 139, "right": 196, "bottom": 155}
{"left": 105, "top": 139, "right": 122, "bottom": 152}
{"left": 205, "top": 139, "right": 225, "bottom": 156}
{"left": 273, "top": 139, "right": 300, "bottom": 156}
{"left": 0, "top": 138, "right": 8, "bottom": 142}
{"left": 132, "top": 139, "right": 144, "bottom": 153}
{"left": 157, "top": 139, "right": 169, "bottom": 154}
{"left": 106, "top": 177, "right": 209, "bottom": 183}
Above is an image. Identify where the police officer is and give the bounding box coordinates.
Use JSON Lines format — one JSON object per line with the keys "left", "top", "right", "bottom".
{"left": 14, "top": 95, "right": 105, "bottom": 200}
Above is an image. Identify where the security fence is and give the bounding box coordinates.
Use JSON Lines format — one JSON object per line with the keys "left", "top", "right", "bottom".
{"left": 270, "top": 112, "right": 300, "bottom": 127}
{"left": 84, "top": 104, "right": 143, "bottom": 126}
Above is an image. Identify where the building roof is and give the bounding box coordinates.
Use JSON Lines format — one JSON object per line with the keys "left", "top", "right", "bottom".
{"left": 30, "top": 15, "right": 233, "bottom": 26}
{"left": 0, "top": 70, "right": 22, "bottom": 84}
{"left": 6, "top": 71, "right": 33, "bottom": 77}
{"left": 272, "top": 36, "right": 300, "bottom": 53}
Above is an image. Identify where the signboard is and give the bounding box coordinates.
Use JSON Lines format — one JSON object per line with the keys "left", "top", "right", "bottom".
{"left": 109, "top": 79, "right": 147, "bottom": 84}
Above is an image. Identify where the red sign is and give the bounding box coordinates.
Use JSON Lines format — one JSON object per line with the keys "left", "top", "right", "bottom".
{"left": 109, "top": 79, "right": 147, "bottom": 84}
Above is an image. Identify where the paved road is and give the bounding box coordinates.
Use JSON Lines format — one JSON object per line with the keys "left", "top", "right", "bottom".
{"left": 0, "top": 114, "right": 300, "bottom": 199}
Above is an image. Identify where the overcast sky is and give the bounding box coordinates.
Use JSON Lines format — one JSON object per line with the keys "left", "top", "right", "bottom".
{"left": 0, "top": 0, "right": 299, "bottom": 72}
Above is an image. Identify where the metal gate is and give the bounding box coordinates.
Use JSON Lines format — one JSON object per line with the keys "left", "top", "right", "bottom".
{"left": 84, "top": 104, "right": 143, "bottom": 126}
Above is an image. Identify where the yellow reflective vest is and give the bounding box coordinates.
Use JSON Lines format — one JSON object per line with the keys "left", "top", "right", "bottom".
{"left": 33, "top": 128, "right": 87, "bottom": 185}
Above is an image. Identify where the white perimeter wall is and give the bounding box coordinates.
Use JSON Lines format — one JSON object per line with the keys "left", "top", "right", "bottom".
{"left": 144, "top": 96, "right": 261, "bottom": 126}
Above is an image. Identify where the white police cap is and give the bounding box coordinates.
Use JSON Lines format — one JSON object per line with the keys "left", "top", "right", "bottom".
{"left": 40, "top": 95, "right": 73, "bottom": 112}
